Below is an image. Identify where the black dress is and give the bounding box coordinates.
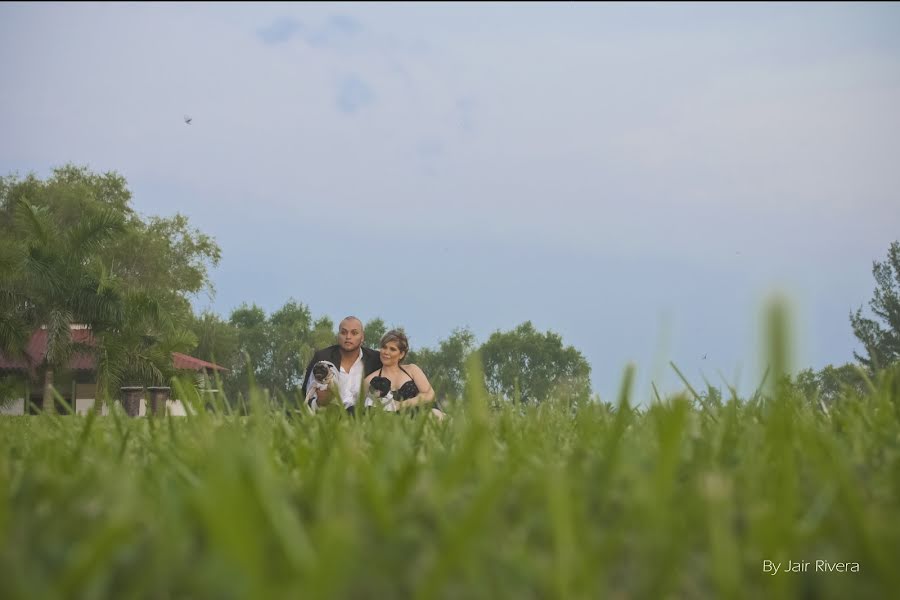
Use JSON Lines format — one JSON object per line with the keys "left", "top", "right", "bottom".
{"left": 369, "top": 365, "right": 423, "bottom": 416}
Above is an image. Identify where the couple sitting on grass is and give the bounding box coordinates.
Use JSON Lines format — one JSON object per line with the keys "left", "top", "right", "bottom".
{"left": 302, "top": 316, "right": 446, "bottom": 419}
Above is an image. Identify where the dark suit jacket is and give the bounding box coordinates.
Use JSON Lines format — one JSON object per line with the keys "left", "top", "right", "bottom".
{"left": 302, "top": 345, "right": 382, "bottom": 395}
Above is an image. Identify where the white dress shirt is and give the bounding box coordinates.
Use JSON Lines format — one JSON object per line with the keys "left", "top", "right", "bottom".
{"left": 306, "top": 349, "right": 372, "bottom": 411}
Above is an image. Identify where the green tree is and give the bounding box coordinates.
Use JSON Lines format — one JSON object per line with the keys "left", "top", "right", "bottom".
{"left": 229, "top": 303, "right": 272, "bottom": 393}
{"left": 818, "top": 364, "right": 868, "bottom": 403}
{"left": 0, "top": 198, "right": 125, "bottom": 411}
{"left": 851, "top": 241, "right": 900, "bottom": 370}
{"left": 0, "top": 165, "right": 221, "bottom": 408}
{"left": 794, "top": 368, "right": 820, "bottom": 401}
{"left": 310, "top": 316, "right": 336, "bottom": 354}
{"left": 0, "top": 165, "right": 134, "bottom": 234}
{"left": 226, "top": 301, "right": 329, "bottom": 401}
{"left": 410, "top": 327, "right": 476, "bottom": 401}
{"left": 269, "top": 300, "right": 315, "bottom": 396}
{"left": 364, "top": 317, "right": 386, "bottom": 349}
{"left": 191, "top": 311, "right": 241, "bottom": 369}
{"left": 479, "top": 321, "right": 591, "bottom": 404}
{"left": 794, "top": 364, "right": 868, "bottom": 406}
{"left": 2, "top": 165, "right": 220, "bottom": 330}
{"left": 362, "top": 318, "right": 410, "bottom": 351}
{"left": 92, "top": 291, "right": 197, "bottom": 402}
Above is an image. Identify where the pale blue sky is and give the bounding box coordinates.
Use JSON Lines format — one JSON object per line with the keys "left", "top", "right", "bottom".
{"left": 2, "top": 2, "right": 899, "bottom": 401}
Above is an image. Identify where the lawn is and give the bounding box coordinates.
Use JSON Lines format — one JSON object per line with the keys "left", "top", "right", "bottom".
{"left": 2, "top": 357, "right": 898, "bottom": 600}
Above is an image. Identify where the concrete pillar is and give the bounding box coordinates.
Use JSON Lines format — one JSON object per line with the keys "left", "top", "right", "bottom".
{"left": 120, "top": 386, "right": 143, "bottom": 417}
{"left": 147, "top": 386, "right": 171, "bottom": 417}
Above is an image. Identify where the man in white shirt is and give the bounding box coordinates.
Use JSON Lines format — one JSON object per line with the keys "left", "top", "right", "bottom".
{"left": 302, "top": 316, "right": 382, "bottom": 414}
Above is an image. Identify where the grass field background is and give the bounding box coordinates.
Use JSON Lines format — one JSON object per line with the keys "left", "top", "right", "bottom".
{"left": 2, "top": 307, "right": 899, "bottom": 599}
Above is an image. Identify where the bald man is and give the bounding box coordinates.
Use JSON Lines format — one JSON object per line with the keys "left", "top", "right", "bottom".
{"left": 301, "top": 316, "right": 382, "bottom": 414}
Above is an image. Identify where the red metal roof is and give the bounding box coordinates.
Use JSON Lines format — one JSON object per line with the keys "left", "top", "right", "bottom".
{"left": 172, "top": 352, "right": 229, "bottom": 373}
{"left": 0, "top": 328, "right": 96, "bottom": 372}
{"left": 0, "top": 328, "right": 228, "bottom": 374}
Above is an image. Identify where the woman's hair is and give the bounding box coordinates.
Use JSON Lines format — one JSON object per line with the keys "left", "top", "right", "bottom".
{"left": 379, "top": 329, "right": 409, "bottom": 360}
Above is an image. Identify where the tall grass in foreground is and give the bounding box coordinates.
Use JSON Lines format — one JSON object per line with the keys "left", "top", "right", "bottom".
{"left": 2, "top": 303, "right": 900, "bottom": 599}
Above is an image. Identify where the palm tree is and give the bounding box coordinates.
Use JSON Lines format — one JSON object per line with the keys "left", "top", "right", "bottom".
{"left": 91, "top": 284, "right": 197, "bottom": 411}
{"left": 0, "top": 199, "right": 125, "bottom": 412}
{"left": 2, "top": 167, "right": 220, "bottom": 414}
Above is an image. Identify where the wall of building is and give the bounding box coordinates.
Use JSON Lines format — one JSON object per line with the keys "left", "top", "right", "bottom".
{"left": 3, "top": 397, "right": 193, "bottom": 417}
{"left": 0, "top": 398, "right": 25, "bottom": 415}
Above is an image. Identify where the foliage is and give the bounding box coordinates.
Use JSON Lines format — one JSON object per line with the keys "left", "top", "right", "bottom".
{"left": 191, "top": 310, "right": 241, "bottom": 370}
{"left": 0, "top": 164, "right": 220, "bottom": 403}
{"left": 309, "top": 316, "right": 336, "bottom": 356}
{"left": 4, "top": 290, "right": 900, "bottom": 598}
{"left": 363, "top": 317, "right": 386, "bottom": 349}
{"left": 222, "top": 301, "right": 334, "bottom": 400}
{"left": 409, "top": 327, "right": 476, "bottom": 401}
{"left": 0, "top": 190, "right": 126, "bottom": 408}
{"left": 1, "top": 165, "right": 221, "bottom": 314}
{"left": 227, "top": 303, "right": 272, "bottom": 395}
{"left": 268, "top": 300, "right": 314, "bottom": 394}
{"left": 795, "top": 363, "right": 869, "bottom": 407}
{"left": 1, "top": 358, "right": 899, "bottom": 599}
{"left": 480, "top": 321, "right": 591, "bottom": 404}
{"left": 0, "top": 376, "right": 25, "bottom": 408}
{"left": 851, "top": 241, "right": 900, "bottom": 370}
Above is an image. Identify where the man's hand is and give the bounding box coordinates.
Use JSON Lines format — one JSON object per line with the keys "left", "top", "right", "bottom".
{"left": 306, "top": 361, "right": 339, "bottom": 411}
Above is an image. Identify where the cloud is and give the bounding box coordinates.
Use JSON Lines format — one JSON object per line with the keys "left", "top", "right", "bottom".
{"left": 335, "top": 75, "right": 376, "bottom": 114}
{"left": 258, "top": 14, "right": 363, "bottom": 49}
{"left": 302, "top": 14, "right": 363, "bottom": 48}
{"left": 256, "top": 17, "right": 303, "bottom": 45}
{"left": 325, "top": 15, "right": 362, "bottom": 37}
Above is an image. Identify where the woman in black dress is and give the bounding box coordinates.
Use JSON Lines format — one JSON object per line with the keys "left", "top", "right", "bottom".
{"left": 364, "top": 330, "right": 445, "bottom": 419}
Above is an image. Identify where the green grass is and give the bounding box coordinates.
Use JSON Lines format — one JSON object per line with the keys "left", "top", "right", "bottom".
{"left": 2, "top": 307, "right": 900, "bottom": 599}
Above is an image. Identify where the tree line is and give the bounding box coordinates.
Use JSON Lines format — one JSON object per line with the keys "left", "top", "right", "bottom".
{"left": 1, "top": 165, "right": 898, "bottom": 409}
{"left": 0, "top": 165, "right": 591, "bottom": 408}
{"left": 192, "top": 306, "right": 592, "bottom": 406}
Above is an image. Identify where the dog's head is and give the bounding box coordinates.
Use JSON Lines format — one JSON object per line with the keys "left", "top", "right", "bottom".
{"left": 369, "top": 376, "right": 392, "bottom": 398}
{"left": 312, "top": 361, "right": 336, "bottom": 383}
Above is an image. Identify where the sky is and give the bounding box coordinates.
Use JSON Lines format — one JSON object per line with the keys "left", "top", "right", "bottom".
{"left": 2, "top": 2, "right": 899, "bottom": 402}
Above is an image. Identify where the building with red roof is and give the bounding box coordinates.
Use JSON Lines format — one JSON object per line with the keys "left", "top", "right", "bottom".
{"left": 0, "top": 326, "right": 228, "bottom": 416}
